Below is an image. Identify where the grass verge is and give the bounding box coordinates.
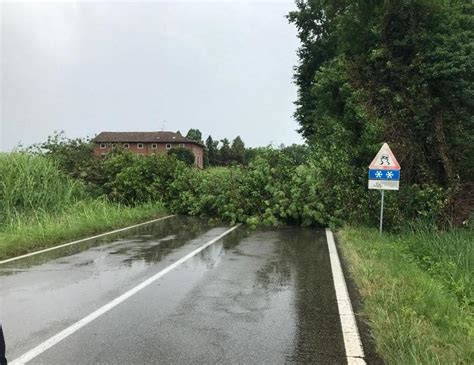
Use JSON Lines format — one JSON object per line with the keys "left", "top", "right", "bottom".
{"left": 0, "top": 199, "right": 166, "bottom": 260}
{"left": 338, "top": 226, "right": 473, "bottom": 364}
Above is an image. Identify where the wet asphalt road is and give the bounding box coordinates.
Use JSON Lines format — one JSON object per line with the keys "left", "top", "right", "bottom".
{"left": 1, "top": 216, "right": 347, "bottom": 364}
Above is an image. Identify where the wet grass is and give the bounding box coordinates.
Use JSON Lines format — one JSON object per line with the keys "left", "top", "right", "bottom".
{"left": 0, "top": 153, "right": 82, "bottom": 224}
{"left": 0, "top": 199, "right": 166, "bottom": 260}
{"left": 0, "top": 153, "right": 166, "bottom": 260}
{"left": 339, "top": 226, "right": 473, "bottom": 364}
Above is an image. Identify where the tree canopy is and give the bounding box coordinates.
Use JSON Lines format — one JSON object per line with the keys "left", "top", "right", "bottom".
{"left": 230, "top": 136, "right": 246, "bottom": 164}
{"left": 288, "top": 0, "right": 473, "bottom": 225}
{"left": 186, "top": 129, "right": 203, "bottom": 142}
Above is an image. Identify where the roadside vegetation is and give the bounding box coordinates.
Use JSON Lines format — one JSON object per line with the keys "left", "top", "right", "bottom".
{"left": 22, "top": 133, "right": 453, "bottom": 229}
{"left": 0, "top": 153, "right": 164, "bottom": 260}
{"left": 339, "top": 227, "right": 473, "bottom": 364}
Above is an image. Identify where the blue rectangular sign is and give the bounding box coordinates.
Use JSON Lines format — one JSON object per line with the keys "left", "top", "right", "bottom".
{"left": 368, "top": 169, "right": 400, "bottom": 180}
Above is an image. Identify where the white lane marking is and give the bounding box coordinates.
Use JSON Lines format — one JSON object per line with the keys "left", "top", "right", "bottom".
{"left": 10, "top": 224, "right": 241, "bottom": 365}
{"left": 0, "top": 215, "right": 175, "bottom": 265}
{"left": 325, "top": 229, "right": 366, "bottom": 364}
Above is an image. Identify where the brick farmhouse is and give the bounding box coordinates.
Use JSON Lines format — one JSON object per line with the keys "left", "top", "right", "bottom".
{"left": 93, "top": 131, "right": 204, "bottom": 168}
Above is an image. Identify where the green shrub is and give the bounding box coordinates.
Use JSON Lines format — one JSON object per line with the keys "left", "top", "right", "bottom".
{"left": 17, "top": 137, "right": 458, "bottom": 229}
{"left": 78, "top": 147, "right": 453, "bottom": 229}
{"left": 168, "top": 147, "right": 195, "bottom": 166}
{"left": 97, "top": 151, "right": 186, "bottom": 205}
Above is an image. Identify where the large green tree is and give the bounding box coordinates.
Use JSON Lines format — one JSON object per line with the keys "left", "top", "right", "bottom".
{"left": 289, "top": 0, "right": 473, "bottom": 225}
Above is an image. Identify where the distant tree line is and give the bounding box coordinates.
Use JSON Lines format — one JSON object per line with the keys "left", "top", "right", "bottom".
{"left": 183, "top": 128, "right": 306, "bottom": 167}
{"left": 182, "top": 128, "right": 246, "bottom": 166}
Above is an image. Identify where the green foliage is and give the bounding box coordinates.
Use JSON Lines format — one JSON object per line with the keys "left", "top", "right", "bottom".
{"left": 0, "top": 153, "right": 84, "bottom": 225}
{"left": 26, "top": 131, "right": 105, "bottom": 194}
{"left": 219, "top": 138, "right": 231, "bottom": 165}
{"left": 20, "top": 135, "right": 451, "bottom": 228}
{"left": 100, "top": 151, "right": 185, "bottom": 205}
{"left": 185, "top": 128, "right": 203, "bottom": 142}
{"left": 340, "top": 226, "right": 473, "bottom": 364}
{"left": 205, "top": 136, "right": 219, "bottom": 166}
{"left": 400, "top": 225, "right": 473, "bottom": 309}
{"left": 0, "top": 152, "right": 165, "bottom": 259}
{"left": 22, "top": 131, "right": 455, "bottom": 228}
{"left": 0, "top": 198, "right": 164, "bottom": 260}
{"left": 27, "top": 131, "right": 97, "bottom": 179}
{"left": 230, "top": 136, "right": 246, "bottom": 164}
{"left": 279, "top": 144, "right": 311, "bottom": 166}
{"left": 168, "top": 147, "right": 195, "bottom": 166}
{"left": 205, "top": 135, "right": 250, "bottom": 167}
{"left": 288, "top": 0, "right": 474, "bottom": 226}
{"left": 159, "top": 147, "right": 448, "bottom": 228}
{"left": 157, "top": 149, "right": 294, "bottom": 225}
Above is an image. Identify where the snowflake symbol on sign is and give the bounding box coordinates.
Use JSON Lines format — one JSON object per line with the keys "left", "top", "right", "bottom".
{"left": 386, "top": 171, "right": 394, "bottom": 179}
{"left": 375, "top": 171, "right": 383, "bottom": 178}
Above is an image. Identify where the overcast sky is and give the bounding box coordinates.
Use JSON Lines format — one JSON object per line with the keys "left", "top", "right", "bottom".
{"left": 1, "top": 0, "right": 302, "bottom": 151}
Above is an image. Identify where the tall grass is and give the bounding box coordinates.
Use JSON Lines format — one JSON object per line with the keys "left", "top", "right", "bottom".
{"left": 0, "top": 199, "right": 165, "bottom": 259}
{"left": 0, "top": 153, "right": 83, "bottom": 224}
{"left": 0, "top": 153, "right": 165, "bottom": 259}
{"left": 339, "top": 226, "right": 473, "bottom": 364}
{"left": 401, "top": 226, "right": 473, "bottom": 309}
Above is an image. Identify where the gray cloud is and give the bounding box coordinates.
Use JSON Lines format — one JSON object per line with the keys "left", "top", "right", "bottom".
{"left": 1, "top": 0, "right": 302, "bottom": 150}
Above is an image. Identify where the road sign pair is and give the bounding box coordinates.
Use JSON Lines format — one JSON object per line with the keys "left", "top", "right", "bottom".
{"left": 368, "top": 143, "right": 400, "bottom": 191}
{"left": 368, "top": 143, "right": 401, "bottom": 234}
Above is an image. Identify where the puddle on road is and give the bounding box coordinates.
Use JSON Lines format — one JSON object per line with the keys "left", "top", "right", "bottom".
{"left": 0, "top": 216, "right": 217, "bottom": 276}
{"left": 211, "top": 227, "right": 344, "bottom": 363}
{"left": 0, "top": 216, "right": 233, "bottom": 359}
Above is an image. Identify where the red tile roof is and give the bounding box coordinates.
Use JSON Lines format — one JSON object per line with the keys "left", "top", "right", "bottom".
{"left": 94, "top": 131, "right": 204, "bottom": 146}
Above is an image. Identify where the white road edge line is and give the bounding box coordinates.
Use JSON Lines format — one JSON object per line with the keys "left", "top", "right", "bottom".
{"left": 11, "top": 224, "right": 241, "bottom": 365}
{"left": 0, "top": 215, "right": 176, "bottom": 265}
{"left": 325, "top": 229, "right": 366, "bottom": 365}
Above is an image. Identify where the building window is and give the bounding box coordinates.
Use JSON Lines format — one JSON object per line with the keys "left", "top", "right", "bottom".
{"left": 101, "top": 152, "right": 107, "bottom": 157}
{"left": 152, "top": 143, "right": 158, "bottom": 149}
{"left": 179, "top": 143, "right": 185, "bottom": 148}
{"left": 166, "top": 143, "right": 171, "bottom": 149}
{"left": 137, "top": 143, "right": 144, "bottom": 149}
{"left": 100, "top": 143, "right": 106, "bottom": 149}
{"left": 123, "top": 143, "right": 129, "bottom": 149}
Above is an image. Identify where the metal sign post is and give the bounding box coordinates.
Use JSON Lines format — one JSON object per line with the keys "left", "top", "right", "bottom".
{"left": 379, "top": 190, "right": 384, "bottom": 234}
{"left": 368, "top": 143, "right": 400, "bottom": 235}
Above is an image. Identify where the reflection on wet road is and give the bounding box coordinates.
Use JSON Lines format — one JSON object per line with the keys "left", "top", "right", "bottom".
{"left": 1, "top": 217, "right": 346, "bottom": 364}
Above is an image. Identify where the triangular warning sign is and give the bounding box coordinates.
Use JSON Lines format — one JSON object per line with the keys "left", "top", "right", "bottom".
{"left": 369, "top": 143, "right": 401, "bottom": 170}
